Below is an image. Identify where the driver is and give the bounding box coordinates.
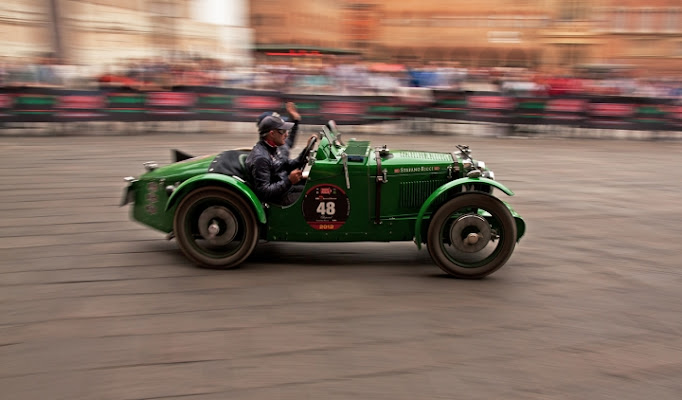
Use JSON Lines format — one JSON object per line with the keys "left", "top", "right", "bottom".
{"left": 256, "top": 102, "right": 301, "bottom": 160}
{"left": 246, "top": 114, "right": 313, "bottom": 206}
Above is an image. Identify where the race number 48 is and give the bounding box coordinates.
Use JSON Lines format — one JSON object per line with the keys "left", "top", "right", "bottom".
{"left": 303, "top": 184, "right": 350, "bottom": 231}
{"left": 316, "top": 201, "right": 336, "bottom": 216}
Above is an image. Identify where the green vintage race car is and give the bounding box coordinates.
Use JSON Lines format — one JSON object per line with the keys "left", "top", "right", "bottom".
{"left": 122, "top": 121, "right": 525, "bottom": 278}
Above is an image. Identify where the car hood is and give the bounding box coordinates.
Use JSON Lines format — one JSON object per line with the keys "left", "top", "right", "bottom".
{"left": 377, "top": 149, "right": 454, "bottom": 171}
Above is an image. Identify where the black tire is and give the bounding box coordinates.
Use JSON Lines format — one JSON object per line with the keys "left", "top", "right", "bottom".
{"left": 427, "top": 193, "right": 516, "bottom": 279}
{"left": 173, "top": 187, "right": 258, "bottom": 269}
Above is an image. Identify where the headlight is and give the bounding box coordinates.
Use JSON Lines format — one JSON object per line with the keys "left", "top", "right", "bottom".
{"left": 467, "top": 170, "right": 482, "bottom": 178}
{"left": 143, "top": 161, "right": 158, "bottom": 171}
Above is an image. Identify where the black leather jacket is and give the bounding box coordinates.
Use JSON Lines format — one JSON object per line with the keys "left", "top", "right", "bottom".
{"left": 245, "top": 139, "right": 305, "bottom": 203}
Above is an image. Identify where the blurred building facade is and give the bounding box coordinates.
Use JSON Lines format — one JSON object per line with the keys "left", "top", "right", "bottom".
{"left": 593, "top": 0, "right": 681, "bottom": 74}
{"left": 0, "top": 0, "right": 253, "bottom": 68}
{"left": 249, "top": 0, "right": 352, "bottom": 62}
{"left": 249, "top": 0, "right": 681, "bottom": 74}
{"left": 1, "top": 1, "right": 680, "bottom": 75}
{"left": 0, "top": 2, "right": 53, "bottom": 57}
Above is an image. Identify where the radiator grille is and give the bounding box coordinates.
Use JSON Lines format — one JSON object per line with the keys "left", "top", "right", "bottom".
{"left": 400, "top": 180, "right": 446, "bottom": 208}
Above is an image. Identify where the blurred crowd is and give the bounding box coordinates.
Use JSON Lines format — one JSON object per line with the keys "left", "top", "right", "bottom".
{"left": 2, "top": 55, "right": 682, "bottom": 100}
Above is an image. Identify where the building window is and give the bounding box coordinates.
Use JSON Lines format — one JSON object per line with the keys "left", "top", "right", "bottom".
{"left": 667, "top": 9, "right": 680, "bottom": 32}
{"left": 630, "top": 39, "right": 658, "bottom": 57}
{"left": 560, "top": 1, "right": 587, "bottom": 21}
{"left": 652, "top": 11, "right": 664, "bottom": 33}
{"left": 592, "top": 7, "right": 607, "bottom": 32}
{"left": 639, "top": 9, "right": 653, "bottom": 32}
{"left": 614, "top": 8, "right": 626, "bottom": 32}
{"left": 558, "top": 44, "right": 586, "bottom": 66}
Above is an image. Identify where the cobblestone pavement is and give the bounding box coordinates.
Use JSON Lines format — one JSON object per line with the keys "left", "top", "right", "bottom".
{"left": 1, "top": 127, "right": 681, "bottom": 400}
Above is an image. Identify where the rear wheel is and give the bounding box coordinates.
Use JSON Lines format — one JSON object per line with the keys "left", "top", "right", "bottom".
{"left": 427, "top": 193, "right": 516, "bottom": 279}
{"left": 173, "top": 187, "right": 258, "bottom": 269}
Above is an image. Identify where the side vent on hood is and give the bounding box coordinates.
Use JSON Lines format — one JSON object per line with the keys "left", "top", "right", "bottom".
{"left": 400, "top": 180, "right": 446, "bottom": 208}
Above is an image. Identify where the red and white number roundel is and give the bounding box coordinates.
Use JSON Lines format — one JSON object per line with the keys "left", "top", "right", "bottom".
{"left": 302, "top": 184, "right": 350, "bottom": 230}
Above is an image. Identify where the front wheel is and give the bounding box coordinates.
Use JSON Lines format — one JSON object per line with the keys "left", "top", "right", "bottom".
{"left": 427, "top": 193, "right": 517, "bottom": 279}
{"left": 173, "top": 187, "right": 258, "bottom": 269}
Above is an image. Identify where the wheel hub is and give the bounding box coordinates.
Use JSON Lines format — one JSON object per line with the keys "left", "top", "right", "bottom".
{"left": 449, "top": 214, "right": 491, "bottom": 253}
{"left": 198, "top": 206, "right": 237, "bottom": 246}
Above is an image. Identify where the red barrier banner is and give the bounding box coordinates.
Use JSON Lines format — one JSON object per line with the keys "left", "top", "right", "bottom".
{"left": 546, "top": 99, "right": 586, "bottom": 113}
{"left": 0, "top": 87, "right": 678, "bottom": 131}
{"left": 146, "top": 92, "right": 197, "bottom": 107}
{"left": 0, "top": 93, "right": 12, "bottom": 109}
{"left": 232, "top": 95, "right": 280, "bottom": 110}
{"left": 588, "top": 103, "right": 635, "bottom": 117}
{"left": 667, "top": 106, "right": 682, "bottom": 126}
{"left": 319, "top": 101, "right": 366, "bottom": 115}
{"left": 467, "top": 96, "right": 515, "bottom": 110}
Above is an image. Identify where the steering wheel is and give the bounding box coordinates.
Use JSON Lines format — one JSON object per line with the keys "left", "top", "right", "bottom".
{"left": 301, "top": 135, "right": 319, "bottom": 179}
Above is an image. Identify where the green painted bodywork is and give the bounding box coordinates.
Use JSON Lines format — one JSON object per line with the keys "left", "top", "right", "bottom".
{"left": 124, "top": 125, "right": 526, "bottom": 247}
{"left": 166, "top": 173, "right": 266, "bottom": 223}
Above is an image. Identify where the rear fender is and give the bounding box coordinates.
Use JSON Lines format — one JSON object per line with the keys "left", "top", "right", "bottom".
{"left": 165, "top": 173, "right": 266, "bottom": 224}
{"left": 413, "top": 178, "right": 514, "bottom": 249}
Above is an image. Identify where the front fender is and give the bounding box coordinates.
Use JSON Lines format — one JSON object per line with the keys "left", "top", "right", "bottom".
{"left": 165, "top": 173, "right": 266, "bottom": 224}
{"left": 413, "top": 177, "right": 514, "bottom": 249}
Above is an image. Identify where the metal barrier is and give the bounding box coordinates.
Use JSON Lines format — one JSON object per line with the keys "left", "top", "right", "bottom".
{"left": 1, "top": 86, "right": 679, "bottom": 131}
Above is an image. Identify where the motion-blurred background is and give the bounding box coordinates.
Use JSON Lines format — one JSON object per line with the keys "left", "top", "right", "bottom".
{"left": 0, "top": 0, "right": 680, "bottom": 97}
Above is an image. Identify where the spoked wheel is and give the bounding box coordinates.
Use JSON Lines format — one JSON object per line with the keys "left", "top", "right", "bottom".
{"left": 173, "top": 187, "right": 258, "bottom": 269}
{"left": 427, "top": 193, "right": 517, "bottom": 279}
